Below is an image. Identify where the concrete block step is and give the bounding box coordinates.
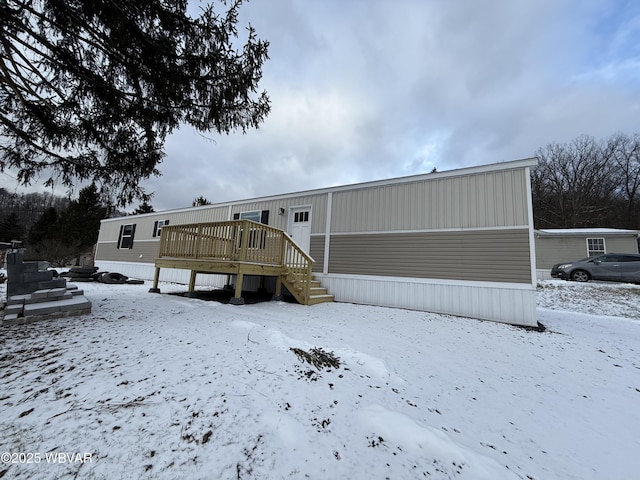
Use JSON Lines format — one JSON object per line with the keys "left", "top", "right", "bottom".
{"left": 38, "top": 279, "right": 68, "bottom": 290}
{"left": 28, "top": 289, "right": 74, "bottom": 304}
{"left": 31, "top": 287, "right": 67, "bottom": 299}
{"left": 1, "top": 313, "right": 19, "bottom": 324}
{"left": 7, "top": 294, "right": 29, "bottom": 306}
{"left": 23, "top": 296, "right": 92, "bottom": 316}
{"left": 31, "top": 292, "right": 74, "bottom": 303}
{"left": 5, "top": 304, "right": 24, "bottom": 316}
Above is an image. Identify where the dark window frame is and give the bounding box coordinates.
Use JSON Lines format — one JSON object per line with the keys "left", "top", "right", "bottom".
{"left": 118, "top": 224, "right": 136, "bottom": 249}
{"left": 153, "top": 219, "right": 170, "bottom": 238}
{"left": 232, "top": 210, "right": 269, "bottom": 249}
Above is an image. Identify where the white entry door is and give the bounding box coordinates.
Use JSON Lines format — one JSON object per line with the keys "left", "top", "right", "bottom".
{"left": 288, "top": 206, "right": 312, "bottom": 254}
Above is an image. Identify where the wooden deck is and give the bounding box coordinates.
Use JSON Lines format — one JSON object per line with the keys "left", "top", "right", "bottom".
{"left": 150, "top": 220, "right": 333, "bottom": 305}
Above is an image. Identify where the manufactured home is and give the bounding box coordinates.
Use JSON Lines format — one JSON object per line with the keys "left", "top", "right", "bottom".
{"left": 95, "top": 157, "right": 539, "bottom": 326}
{"left": 535, "top": 228, "right": 640, "bottom": 280}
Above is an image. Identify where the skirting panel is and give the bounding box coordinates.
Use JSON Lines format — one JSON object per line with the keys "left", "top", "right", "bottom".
{"left": 95, "top": 261, "right": 228, "bottom": 288}
{"left": 317, "top": 274, "right": 538, "bottom": 326}
{"left": 536, "top": 269, "right": 552, "bottom": 281}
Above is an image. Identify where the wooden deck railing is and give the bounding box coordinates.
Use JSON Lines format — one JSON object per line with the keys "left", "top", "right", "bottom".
{"left": 157, "top": 220, "right": 314, "bottom": 303}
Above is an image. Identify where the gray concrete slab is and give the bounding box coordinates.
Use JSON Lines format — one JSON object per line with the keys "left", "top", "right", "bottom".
{"left": 31, "top": 289, "right": 50, "bottom": 300}
{"left": 23, "top": 295, "right": 92, "bottom": 316}
{"left": 38, "top": 279, "right": 67, "bottom": 290}
{"left": 5, "top": 304, "right": 23, "bottom": 316}
{"left": 7, "top": 294, "right": 29, "bottom": 305}
{"left": 47, "top": 287, "right": 68, "bottom": 298}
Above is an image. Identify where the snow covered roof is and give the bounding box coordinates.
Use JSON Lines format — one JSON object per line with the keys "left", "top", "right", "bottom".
{"left": 536, "top": 228, "right": 640, "bottom": 236}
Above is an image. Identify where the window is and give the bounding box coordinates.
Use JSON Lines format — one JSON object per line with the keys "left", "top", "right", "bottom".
{"left": 118, "top": 224, "right": 136, "bottom": 249}
{"left": 239, "top": 210, "right": 262, "bottom": 222}
{"left": 232, "top": 210, "right": 269, "bottom": 224}
{"left": 153, "top": 219, "right": 169, "bottom": 238}
{"left": 294, "top": 211, "right": 309, "bottom": 223}
{"left": 586, "top": 238, "right": 605, "bottom": 257}
{"left": 232, "top": 210, "right": 270, "bottom": 248}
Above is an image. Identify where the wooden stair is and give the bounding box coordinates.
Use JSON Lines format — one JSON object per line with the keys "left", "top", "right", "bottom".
{"left": 152, "top": 220, "right": 333, "bottom": 306}
{"left": 281, "top": 273, "right": 334, "bottom": 305}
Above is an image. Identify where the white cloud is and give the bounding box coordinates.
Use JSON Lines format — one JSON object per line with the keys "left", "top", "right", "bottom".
{"left": 9, "top": 0, "right": 637, "bottom": 211}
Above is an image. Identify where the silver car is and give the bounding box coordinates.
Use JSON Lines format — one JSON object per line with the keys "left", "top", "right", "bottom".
{"left": 550, "top": 253, "right": 640, "bottom": 283}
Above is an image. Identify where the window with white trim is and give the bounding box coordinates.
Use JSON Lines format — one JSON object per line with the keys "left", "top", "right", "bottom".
{"left": 118, "top": 224, "right": 136, "bottom": 249}
{"left": 586, "top": 237, "right": 605, "bottom": 257}
{"left": 153, "top": 219, "right": 169, "bottom": 238}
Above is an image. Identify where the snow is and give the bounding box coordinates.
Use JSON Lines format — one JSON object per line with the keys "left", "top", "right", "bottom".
{"left": 1, "top": 277, "right": 639, "bottom": 479}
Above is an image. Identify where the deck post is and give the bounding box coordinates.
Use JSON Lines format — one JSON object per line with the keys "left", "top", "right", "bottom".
{"left": 186, "top": 270, "right": 197, "bottom": 298}
{"left": 238, "top": 220, "right": 249, "bottom": 261}
{"left": 149, "top": 267, "right": 161, "bottom": 293}
{"left": 230, "top": 272, "right": 245, "bottom": 305}
{"left": 272, "top": 275, "right": 283, "bottom": 301}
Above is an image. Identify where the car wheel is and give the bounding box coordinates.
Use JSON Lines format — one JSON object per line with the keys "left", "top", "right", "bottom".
{"left": 571, "top": 270, "right": 590, "bottom": 282}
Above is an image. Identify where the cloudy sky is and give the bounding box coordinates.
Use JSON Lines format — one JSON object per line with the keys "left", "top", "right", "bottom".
{"left": 3, "top": 0, "right": 640, "bottom": 211}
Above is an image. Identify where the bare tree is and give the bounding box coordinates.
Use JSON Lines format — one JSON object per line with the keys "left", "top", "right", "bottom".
{"left": 533, "top": 134, "right": 620, "bottom": 228}
{"left": 607, "top": 132, "right": 640, "bottom": 228}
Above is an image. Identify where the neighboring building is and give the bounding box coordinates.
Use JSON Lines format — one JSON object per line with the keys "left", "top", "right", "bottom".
{"left": 535, "top": 228, "right": 640, "bottom": 280}
{"left": 95, "top": 158, "right": 539, "bottom": 326}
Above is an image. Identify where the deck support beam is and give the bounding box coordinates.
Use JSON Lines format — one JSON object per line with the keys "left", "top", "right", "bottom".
{"left": 186, "top": 270, "right": 198, "bottom": 298}
{"left": 149, "top": 267, "right": 161, "bottom": 293}
{"left": 230, "top": 272, "right": 245, "bottom": 305}
{"left": 272, "top": 276, "right": 283, "bottom": 301}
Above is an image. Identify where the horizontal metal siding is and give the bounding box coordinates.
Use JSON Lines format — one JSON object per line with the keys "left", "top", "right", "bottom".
{"left": 95, "top": 241, "right": 159, "bottom": 263}
{"left": 606, "top": 236, "right": 640, "bottom": 254}
{"left": 535, "top": 237, "right": 585, "bottom": 269}
{"left": 328, "top": 229, "right": 531, "bottom": 283}
{"left": 535, "top": 235, "right": 640, "bottom": 269}
{"left": 230, "top": 194, "right": 327, "bottom": 233}
{"left": 310, "top": 236, "right": 325, "bottom": 273}
{"left": 330, "top": 169, "right": 528, "bottom": 233}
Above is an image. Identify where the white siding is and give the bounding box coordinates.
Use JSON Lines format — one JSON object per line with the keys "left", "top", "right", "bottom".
{"left": 318, "top": 274, "right": 538, "bottom": 326}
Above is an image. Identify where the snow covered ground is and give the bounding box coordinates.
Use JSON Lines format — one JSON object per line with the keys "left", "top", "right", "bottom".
{"left": 1, "top": 277, "right": 639, "bottom": 479}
